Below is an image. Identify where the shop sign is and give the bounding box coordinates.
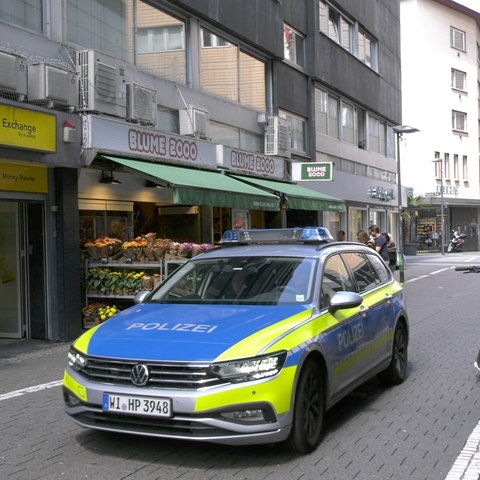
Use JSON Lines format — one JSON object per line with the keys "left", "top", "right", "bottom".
{"left": 292, "top": 162, "right": 333, "bottom": 181}
{"left": 85, "top": 115, "right": 217, "bottom": 168}
{"left": 0, "top": 104, "right": 56, "bottom": 153}
{"left": 219, "top": 146, "right": 285, "bottom": 179}
{"left": 0, "top": 160, "right": 48, "bottom": 193}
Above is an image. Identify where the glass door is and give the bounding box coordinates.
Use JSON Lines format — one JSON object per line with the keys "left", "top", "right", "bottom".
{"left": 0, "top": 201, "right": 21, "bottom": 337}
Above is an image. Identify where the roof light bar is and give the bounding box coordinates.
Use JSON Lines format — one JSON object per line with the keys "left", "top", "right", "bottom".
{"left": 220, "top": 227, "right": 333, "bottom": 244}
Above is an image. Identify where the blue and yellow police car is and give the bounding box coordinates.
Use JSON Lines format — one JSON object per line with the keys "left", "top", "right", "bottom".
{"left": 63, "top": 227, "right": 409, "bottom": 453}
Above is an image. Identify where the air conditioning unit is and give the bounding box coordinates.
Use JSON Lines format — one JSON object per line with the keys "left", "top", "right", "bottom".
{"left": 127, "top": 84, "right": 157, "bottom": 126}
{"left": 0, "top": 51, "right": 27, "bottom": 97}
{"left": 27, "top": 63, "right": 78, "bottom": 107}
{"left": 264, "top": 116, "right": 291, "bottom": 158}
{"left": 179, "top": 106, "right": 209, "bottom": 138}
{"left": 76, "top": 49, "right": 127, "bottom": 117}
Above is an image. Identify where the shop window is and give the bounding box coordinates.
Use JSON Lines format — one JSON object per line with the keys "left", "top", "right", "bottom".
{"left": 80, "top": 210, "right": 133, "bottom": 246}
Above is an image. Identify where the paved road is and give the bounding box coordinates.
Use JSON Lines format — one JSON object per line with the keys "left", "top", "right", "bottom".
{"left": 0, "top": 252, "right": 479, "bottom": 479}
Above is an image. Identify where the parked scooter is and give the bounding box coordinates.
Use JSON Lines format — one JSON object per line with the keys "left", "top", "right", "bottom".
{"left": 447, "top": 230, "right": 467, "bottom": 252}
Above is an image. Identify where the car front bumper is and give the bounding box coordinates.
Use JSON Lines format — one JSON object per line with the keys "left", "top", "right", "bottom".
{"left": 63, "top": 365, "right": 295, "bottom": 446}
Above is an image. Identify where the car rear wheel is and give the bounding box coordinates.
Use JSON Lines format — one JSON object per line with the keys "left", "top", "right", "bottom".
{"left": 285, "top": 358, "right": 324, "bottom": 454}
{"left": 379, "top": 322, "right": 408, "bottom": 385}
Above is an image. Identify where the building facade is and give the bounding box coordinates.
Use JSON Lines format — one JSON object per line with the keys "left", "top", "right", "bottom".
{"left": 0, "top": 0, "right": 402, "bottom": 340}
{"left": 400, "top": 0, "right": 480, "bottom": 251}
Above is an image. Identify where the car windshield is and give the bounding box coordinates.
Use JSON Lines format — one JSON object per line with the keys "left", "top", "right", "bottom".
{"left": 147, "top": 256, "right": 317, "bottom": 305}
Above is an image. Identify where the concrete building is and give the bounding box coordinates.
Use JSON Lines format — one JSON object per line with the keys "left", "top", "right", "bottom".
{"left": 400, "top": 0, "right": 480, "bottom": 251}
{"left": 0, "top": 0, "right": 402, "bottom": 340}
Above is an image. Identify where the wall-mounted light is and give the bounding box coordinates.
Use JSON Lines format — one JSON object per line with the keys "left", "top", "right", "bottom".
{"left": 145, "top": 180, "right": 162, "bottom": 188}
{"left": 99, "top": 171, "right": 121, "bottom": 184}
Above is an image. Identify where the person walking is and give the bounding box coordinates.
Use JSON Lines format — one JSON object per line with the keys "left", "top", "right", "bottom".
{"left": 368, "top": 225, "right": 390, "bottom": 264}
{"left": 357, "top": 230, "right": 375, "bottom": 249}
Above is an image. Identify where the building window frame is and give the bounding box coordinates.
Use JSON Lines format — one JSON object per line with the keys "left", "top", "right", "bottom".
{"left": 452, "top": 110, "right": 467, "bottom": 132}
{"left": 450, "top": 26, "right": 466, "bottom": 52}
{"left": 283, "top": 23, "right": 306, "bottom": 68}
{"left": 451, "top": 68, "right": 466, "bottom": 92}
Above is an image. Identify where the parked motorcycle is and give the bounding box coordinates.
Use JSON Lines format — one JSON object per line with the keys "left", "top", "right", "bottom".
{"left": 455, "top": 266, "right": 480, "bottom": 373}
{"left": 447, "top": 230, "right": 467, "bottom": 252}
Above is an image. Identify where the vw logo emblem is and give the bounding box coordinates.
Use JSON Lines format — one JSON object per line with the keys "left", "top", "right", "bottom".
{"left": 131, "top": 364, "right": 150, "bottom": 386}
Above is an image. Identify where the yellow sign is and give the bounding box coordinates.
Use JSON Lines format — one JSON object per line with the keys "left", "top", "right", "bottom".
{"left": 0, "top": 160, "right": 48, "bottom": 193}
{"left": 0, "top": 104, "right": 56, "bottom": 152}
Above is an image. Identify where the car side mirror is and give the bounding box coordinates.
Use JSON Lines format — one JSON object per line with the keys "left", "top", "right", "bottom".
{"left": 134, "top": 290, "right": 150, "bottom": 304}
{"left": 328, "top": 291, "right": 363, "bottom": 314}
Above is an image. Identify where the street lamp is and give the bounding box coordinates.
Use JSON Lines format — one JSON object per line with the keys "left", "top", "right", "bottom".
{"left": 432, "top": 158, "right": 445, "bottom": 255}
{"left": 393, "top": 125, "right": 419, "bottom": 283}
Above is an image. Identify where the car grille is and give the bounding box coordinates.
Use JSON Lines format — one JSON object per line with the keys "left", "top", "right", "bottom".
{"left": 75, "top": 411, "right": 232, "bottom": 438}
{"left": 80, "top": 357, "right": 223, "bottom": 390}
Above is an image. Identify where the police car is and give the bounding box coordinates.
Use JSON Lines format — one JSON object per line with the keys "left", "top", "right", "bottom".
{"left": 63, "top": 227, "right": 408, "bottom": 454}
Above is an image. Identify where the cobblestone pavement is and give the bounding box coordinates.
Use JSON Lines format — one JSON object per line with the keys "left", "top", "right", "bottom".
{"left": 1, "top": 253, "right": 480, "bottom": 479}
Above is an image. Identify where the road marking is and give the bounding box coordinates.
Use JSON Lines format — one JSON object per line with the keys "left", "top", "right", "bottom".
{"left": 444, "top": 419, "right": 480, "bottom": 480}
{"left": 0, "top": 379, "right": 62, "bottom": 402}
{"left": 405, "top": 267, "right": 453, "bottom": 283}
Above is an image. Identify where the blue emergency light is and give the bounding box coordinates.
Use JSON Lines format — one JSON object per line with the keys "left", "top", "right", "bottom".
{"left": 220, "top": 227, "right": 333, "bottom": 244}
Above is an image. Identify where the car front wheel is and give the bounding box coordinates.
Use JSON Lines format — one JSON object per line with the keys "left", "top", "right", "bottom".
{"left": 285, "top": 358, "right": 324, "bottom": 454}
{"left": 379, "top": 321, "right": 408, "bottom": 385}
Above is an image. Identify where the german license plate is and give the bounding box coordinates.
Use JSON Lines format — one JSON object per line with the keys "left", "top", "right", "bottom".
{"left": 103, "top": 393, "right": 172, "bottom": 417}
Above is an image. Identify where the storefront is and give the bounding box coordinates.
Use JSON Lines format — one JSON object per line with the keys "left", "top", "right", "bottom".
{"left": 0, "top": 101, "right": 82, "bottom": 340}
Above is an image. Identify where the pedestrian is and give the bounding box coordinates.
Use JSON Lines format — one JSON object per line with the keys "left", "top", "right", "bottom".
{"left": 384, "top": 232, "right": 397, "bottom": 272}
{"left": 357, "top": 230, "right": 375, "bottom": 249}
{"left": 368, "top": 225, "right": 389, "bottom": 263}
{"left": 337, "top": 230, "right": 346, "bottom": 241}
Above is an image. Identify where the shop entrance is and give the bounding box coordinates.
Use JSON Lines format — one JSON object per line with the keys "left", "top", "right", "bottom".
{"left": 0, "top": 201, "right": 46, "bottom": 339}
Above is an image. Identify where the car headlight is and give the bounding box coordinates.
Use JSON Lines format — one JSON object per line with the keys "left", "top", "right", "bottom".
{"left": 208, "top": 351, "right": 287, "bottom": 383}
{"left": 67, "top": 347, "right": 88, "bottom": 371}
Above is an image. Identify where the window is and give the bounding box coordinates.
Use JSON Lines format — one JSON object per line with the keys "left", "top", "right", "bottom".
{"left": 341, "top": 101, "right": 356, "bottom": 144}
{"left": 316, "top": 89, "right": 329, "bottom": 134}
{"left": 368, "top": 115, "right": 386, "bottom": 154}
{"left": 67, "top": 0, "right": 128, "bottom": 60}
{"left": 319, "top": 1, "right": 377, "bottom": 71}
{"left": 202, "top": 30, "right": 229, "bottom": 47}
{"left": 137, "top": 25, "right": 185, "bottom": 53}
{"left": 0, "top": 0, "right": 42, "bottom": 32}
{"left": 200, "top": 28, "right": 266, "bottom": 111}
{"left": 135, "top": 3, "right": 186, "bottom": 84}
{"left": 452, "top": 110, "right": 467, "bottom": 132}
{"left": 444, "top": 153, "right": 450, "bottom": 180}
{"left": 342, "top": 252, "right": 379, "bottom": 293}
{"left": 462, "top": 155, "right": 468, "bottom": 182}
{"left": 450, "top": 27, "right": 466, "bottom": 51}
{"left": 453, "top": 154, "right": 459, "bottom": 180}
{"left": 320, "top": 254, "right": 353, "bottom": 308}
{"left": 284, "top": 24, "right": 305, "bottom": 68}
{"left": 328, "top": 96, "right": 339, "bottom": 139}
{"left": 451, "top": 69, "right": 466, "bottom": 91}
{"left": 279, "top": 112, "right": 307, "bottom": 152}
{"left": 358, "top": 29, "right": 377, "bottom": 69}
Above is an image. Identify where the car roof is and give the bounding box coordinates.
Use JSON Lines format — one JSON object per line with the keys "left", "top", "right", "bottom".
{"left": 197, "top": 240, "right": 375, "bottom": 260}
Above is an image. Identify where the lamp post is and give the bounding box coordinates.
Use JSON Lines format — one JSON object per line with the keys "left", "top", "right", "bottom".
{"left": 393, "top": 125, "right": 419, "bottom": 283}
{"left": 432, "top": 158, "right": 445, "bottom": 255}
